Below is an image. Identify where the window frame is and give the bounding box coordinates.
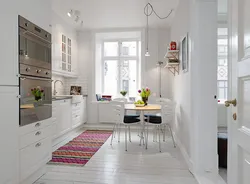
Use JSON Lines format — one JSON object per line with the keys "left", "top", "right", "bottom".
{"left": 217, "top": 27, "right": 229, "bottom": 101}
{"left": 101, "top": 39, "right": 140, "bottom": 97}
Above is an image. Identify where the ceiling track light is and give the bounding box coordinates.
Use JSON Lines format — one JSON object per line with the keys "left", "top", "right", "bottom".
{"left": 67, "top": 9, "right": 83, "bottom": 27}
{"left": 67, "top": 10, "right": 73, "bottom": 17}
{"left": 75, "top": 16, "right": 79, "bottom": 22}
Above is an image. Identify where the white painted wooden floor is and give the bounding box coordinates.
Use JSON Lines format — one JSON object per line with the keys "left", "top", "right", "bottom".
{"left": 35, "top": 129, "right": 198, "bottom": 184}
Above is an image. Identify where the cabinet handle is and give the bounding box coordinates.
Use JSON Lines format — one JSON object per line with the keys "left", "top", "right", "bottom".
{"left": 35, "top": 131, "right": 41, "bottom": 136}
{"left": 35, "top": 142, "right": 42, "bottom": 147}
{"left": 35, "top": 123, "right": 41, "bottom": 127}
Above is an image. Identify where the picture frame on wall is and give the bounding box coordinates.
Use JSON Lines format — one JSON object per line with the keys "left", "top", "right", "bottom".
{"left": 181, "top": 33, "right": 188, "bottom": 72}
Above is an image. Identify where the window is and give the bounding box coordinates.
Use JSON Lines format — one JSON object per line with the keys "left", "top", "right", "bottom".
{"left": 217, "top": 28, "right": 228, "bottom": 101}
{"left": 102, "top": 40, "right": 139, "bottom": 97}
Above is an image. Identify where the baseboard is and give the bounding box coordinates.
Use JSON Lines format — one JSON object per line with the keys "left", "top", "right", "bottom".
{"left": 172, "top": 132, "right": 194, "bottom": 174}
{"left": 52, "top": 124, "right": 85, "bottom": 147}
{"left": 84, "top": 123, "right": 114, "bottom": 130}
{"left": 83, "top": 123, "right": 158, "bottom": 131}
{"left": 194, "top": 172, "right": 226, "bottom": 184}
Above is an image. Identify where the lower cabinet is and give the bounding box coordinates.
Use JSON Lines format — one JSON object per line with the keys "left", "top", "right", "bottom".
{"left": 52, "top": 97, "right": 87, "bottom": 139}
{"left": 19, "top": 118, "right": 55, "bottom": 183}
{"left": 19, "top": 137, "right": 52, "bottom": 181}
{"left": 57, "top": 99, "right": 72, "bottom": 136}
{"left": 0, "top": 87, "right": 19, "bottom": 184}
{"left": 98, "top": 102, "right": 116, "bottom": 123}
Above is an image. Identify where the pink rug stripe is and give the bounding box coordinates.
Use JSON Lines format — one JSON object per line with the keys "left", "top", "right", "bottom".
{"left": 47, "top": 130, "right": 112, "bottom": 167}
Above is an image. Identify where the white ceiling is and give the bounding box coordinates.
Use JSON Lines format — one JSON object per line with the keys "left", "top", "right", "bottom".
{"left": 52, "top": 0, "right": 179, "bottom": 30}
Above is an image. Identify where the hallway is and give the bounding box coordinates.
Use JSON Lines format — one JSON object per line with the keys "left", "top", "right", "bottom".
{"left": 36, "top": 130, "right": 198, "bottom": 184}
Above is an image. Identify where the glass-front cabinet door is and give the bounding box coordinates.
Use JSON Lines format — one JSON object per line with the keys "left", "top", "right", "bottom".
{"left": 61, "top": 34, "right": 72, "bottom": 73}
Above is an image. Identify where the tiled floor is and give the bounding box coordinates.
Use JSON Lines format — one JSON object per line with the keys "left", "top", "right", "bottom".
{"left": 35, "top": 129, "right": 198, "bottom": 184}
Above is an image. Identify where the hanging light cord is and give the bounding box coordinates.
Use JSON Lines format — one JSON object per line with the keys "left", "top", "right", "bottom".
{"left": 146, "top": 4, "right": 149, "bottom": 51}
{"left": 144, "top": 3, "right": 173, "bottom": 19}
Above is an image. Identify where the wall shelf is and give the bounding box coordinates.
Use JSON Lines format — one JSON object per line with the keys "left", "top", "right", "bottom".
{"left": 164, "top": 50, "right": 180, "bottom": 76}
{"left": 164, "top": 63, "right": 180, "bottom": 76}
{"left": 164, "top": 50, "right": 180, "bottom": 60}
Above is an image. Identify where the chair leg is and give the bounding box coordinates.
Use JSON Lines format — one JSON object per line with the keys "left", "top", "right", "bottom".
{"left": 118, "top": 123, "right": 121, "bottom": 143}
{"left": 168, "top": 124, "right": 176, "bottom": 148}
{"left": 146, "top": 123, "right": 149, "bottom": 149}
{"left": 114, "top": 124, "right": 116, "bottom": 139}
{"left": 163, "top": 124, "right": 166, "bottom": 142}
{"left": 128, "top": 126, "right": 131, "bottom": 142}
{"left": 110, "top": 124, "right": 116, "bottom": 145}
{"left": 125, "top": 125, "right": 128, "bottom": 151}
{"left": 137, "top": 125, "right": 140, "bottom": 136}
{"left": 158, "top": 125, "right": 162, "bottom": 152}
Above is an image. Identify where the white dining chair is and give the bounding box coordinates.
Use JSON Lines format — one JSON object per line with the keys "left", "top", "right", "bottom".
{"left": 110, "top": 98, "right": 140, "bottom": 144}
{"left": 110, "top": 101, "right": 141, "bottom": 151}
{"left": 145, "top": 99, "right": 176, "bottom": 152}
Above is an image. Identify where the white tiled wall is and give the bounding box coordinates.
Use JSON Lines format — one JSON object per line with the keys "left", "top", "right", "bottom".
{"left": 52, "top": 75, "right": 65, "bottom": 95}
{"left": 52, "top": 75, "right": 88, "bottom": 95}
{"left": 64, "top": 78, "right": 88, "bottom": 95}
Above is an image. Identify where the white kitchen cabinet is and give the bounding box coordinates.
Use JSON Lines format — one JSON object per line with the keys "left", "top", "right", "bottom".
{"left": 20, "top": 137, "right": 51, "bottom": 182}
{"left": 19, "top": 117, "right": 54, "bottom": 183}
{"left": 51, "top": 13, "right": 78, "bottom": 78}
{"left": 82, "top": 97, "right": 87, "bottom": 123}
{"left": 0, "top": 87, "right": 19, "bottom": 184}
{"left": 0, "top": 1, "right": 52, "bottom": 86}
{"left": 57, "top": 99, "right": 72, "bottom": 136}
{"left": 72, "top": 97, "right": 87, "bottom": 128}
{"left": 98, "top": 102, "right": 116, "bottom": 123}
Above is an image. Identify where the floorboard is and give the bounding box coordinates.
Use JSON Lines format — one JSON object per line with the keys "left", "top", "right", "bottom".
{"left": 35, "top": 129, "right": 198, "bottom": 184}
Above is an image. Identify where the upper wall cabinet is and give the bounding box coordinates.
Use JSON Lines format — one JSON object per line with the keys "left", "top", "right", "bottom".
{"left": 52, "top": 26, "right": 78, "bottom": 78}
{"left": 0, "top": 0, "right": 52, "bottom": 86}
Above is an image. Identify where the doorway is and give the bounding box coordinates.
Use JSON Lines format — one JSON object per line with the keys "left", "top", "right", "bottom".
{"left": 217, "top": 0, "right": 229, "bottom": 183}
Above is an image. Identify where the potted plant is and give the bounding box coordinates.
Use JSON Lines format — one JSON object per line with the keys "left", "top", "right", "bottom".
{"left": 120, "top": 90, "right": 127, "bottom": 97}
{"left": 138, "top": 87, "right": 151, "bottom": 105}
{"left": 31, "top": 86, "right": 44, "bottom": 102}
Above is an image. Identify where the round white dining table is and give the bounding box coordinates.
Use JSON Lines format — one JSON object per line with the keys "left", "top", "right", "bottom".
{"left": 124, "top": 104, "right": 161, "bottom": 146}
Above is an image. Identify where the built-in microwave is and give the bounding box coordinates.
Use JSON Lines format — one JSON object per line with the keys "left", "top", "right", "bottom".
{"left": 19, "top": 16, "right": 51, "bottom": 70}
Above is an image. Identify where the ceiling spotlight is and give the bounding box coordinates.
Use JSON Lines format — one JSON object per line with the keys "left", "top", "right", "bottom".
{"left": 75, "top": 16, "right": 79, "bottom": 22}
{"left": 67, "top": 10, "right": 73, "bottom": 17}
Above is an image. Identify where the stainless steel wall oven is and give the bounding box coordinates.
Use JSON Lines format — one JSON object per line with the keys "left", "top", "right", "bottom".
{"left": 19, "top": 16, "right": 52, "bottom": 126}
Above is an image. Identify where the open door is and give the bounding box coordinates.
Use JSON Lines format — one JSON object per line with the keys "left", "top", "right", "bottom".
{"left": 228, "top": 0, "right": 250, "bottom": 183}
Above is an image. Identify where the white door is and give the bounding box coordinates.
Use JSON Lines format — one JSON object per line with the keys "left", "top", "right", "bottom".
{"left": 228, "top": 0, "right": 250, "bottom": 183}
{"left": 0, "top": 87, "right": 19, "bottom": 184}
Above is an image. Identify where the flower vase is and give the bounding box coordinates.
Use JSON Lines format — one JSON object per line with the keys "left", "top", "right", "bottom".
{"left": 35, "top": 96, "right": 42, "bottom": 101}
{"left": 142, "top": 97, "right": 148, "bottom": 106}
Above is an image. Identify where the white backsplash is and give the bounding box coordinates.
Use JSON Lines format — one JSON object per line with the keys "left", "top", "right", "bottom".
{"left": 52, "top": 75, "right": 66, "bottom": 95}
{"left": 52, "top": 74, "right": 88, "bottom": 95}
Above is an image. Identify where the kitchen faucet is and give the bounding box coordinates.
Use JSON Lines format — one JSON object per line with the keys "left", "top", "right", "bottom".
{"left": 53, "top": 80, "right": 63, "bottom": 96}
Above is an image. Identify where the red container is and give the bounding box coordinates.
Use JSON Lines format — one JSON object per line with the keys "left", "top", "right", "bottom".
{"left": 170, "top": 41, "right": 177, "bottom": 50}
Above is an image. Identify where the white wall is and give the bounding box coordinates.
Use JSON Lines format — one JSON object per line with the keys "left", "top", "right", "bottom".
{"left": 170, "top": 0, "right": 192, "bottom": 160}
{"left": 145, "top": 29, "right": 173, "bottom": 103}
{"left": 170, "top": 0, "right": 218, "bottom": 179}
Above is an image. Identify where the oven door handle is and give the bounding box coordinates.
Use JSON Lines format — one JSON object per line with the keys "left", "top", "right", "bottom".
{"left": 22, "top": 29, "right": 51, "bottom": 44}
{"left": 20, "top": 75, "right": 53, "bottom": 82}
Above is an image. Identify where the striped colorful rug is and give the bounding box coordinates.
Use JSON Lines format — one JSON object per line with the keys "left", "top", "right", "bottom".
{"left": 48, "top": 130, "right": 112, "bottom": 167}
